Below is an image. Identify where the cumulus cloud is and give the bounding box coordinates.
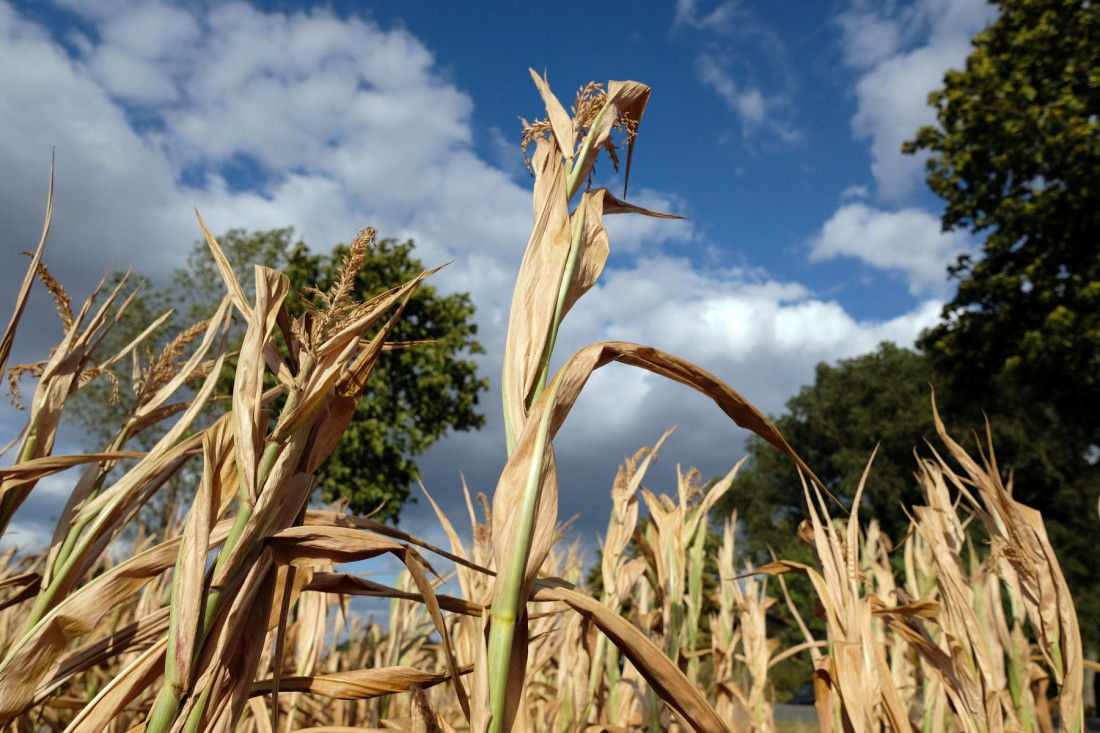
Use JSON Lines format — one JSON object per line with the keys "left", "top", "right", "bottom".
{"left": 839, "top": 0, "right": 996, "bottom": 199}
{"left": 809, "top": 202, "right": 974, "bottom": 296}
{"left": 554, "top": 254, "right": 940, "bottom": 418}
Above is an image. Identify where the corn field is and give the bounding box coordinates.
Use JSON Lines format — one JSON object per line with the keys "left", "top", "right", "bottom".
{"left": 0, "top": 71, "right": 1091, "bottom": 732}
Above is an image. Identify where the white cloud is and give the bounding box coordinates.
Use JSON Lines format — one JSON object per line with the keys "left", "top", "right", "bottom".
{"left": 839, "top": 0, "right": 996, "bottom": 199}
{"left": 553, "top": 255, "right": 940, "bottom": 418}
{"left": 674, "top": 1, "right": 800, "bottom": 144}
{"left": 841, "top": 184, "right": 869, "bottom": 200}
{"left": 674, "top": 0, "right": 747, "bottom": 34}
{"left": 695, "top": 53, "right": 800, "bottom": 142}
{"left": 835, "top": 5, "right": 907, "bottom": 69}
{"left": 809, "top": 202, "right": 972, "bottom": 296}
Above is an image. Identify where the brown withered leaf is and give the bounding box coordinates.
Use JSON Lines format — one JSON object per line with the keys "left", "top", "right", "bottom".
{"left": 0, "top": 450, "right": 146, "bottom": 483}
{"left": 500, "top": 131, "right": 572, "bottom": 448}
{"left": 164, "top": 418, "right": 231, "bottom": 694}
{"left": 62, "top": 639, "right": 167, "bottom": 733}
{"left": 0, "top": 571, "right": 40, "bottom": 611}
{"left": 528, "top": 69, "right": 575, "bottom": 165}
{"left": 570, "top": 79, "right": 651, "bottom": 198}
{"left": 233, "top": 265, "right": 289, "bottom": 503}
{"left": 0, "top": 156, "right": 52, "bottom": 380}
{"left": 196, "top": 210, "right": 252, "bottom": 321}
{"left": 0, "top": 521, "right": 233, "bottom": 725}
{"left": 534, "top": 578, "right": 730, "bottom": 733}
{"left": 304, "top": 509, "right": 487, "bottom": 576}
{"left": 249, "top": 665, "right": 472, "bottom": 701}
{"left": 598, "top": 189, "right": 684, "bottom": 219}
{"left": 305, "top": 572, "right": 482, "bottom": 616}
{"left": 35, "top": 607, "right": 170, "bottom": 705}
{"left": 557, "top": 187, "right": 684, "bottom": 328}
{"left": 267, "top": 525, "right": 406, "bottom": 566}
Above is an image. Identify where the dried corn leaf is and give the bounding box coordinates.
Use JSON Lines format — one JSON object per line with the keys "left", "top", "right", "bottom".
{"left": 534, "top": 579, "right": 730, "bottom": 733}
{"left": 0, "top": 571, "right": 40, "bottom": 611}
{"left": 304, "top": 509, "right": 486, "bottom": 576}
{"left": 501, "top": 132, "right": 572, "bottom": 449}
{"left": 0, "top": 158, "right": 52, "bottom": 380}
{"left": 0, "top": 450, "right": 146, "bottom": 483}
{"left": 35, "top": 607, "right": 171, "bottom": 706}
{"left": 249, "top": 665, "right": 471, "bottom": 701}
{"left": 528, "top": 69, "right": 575, "bottom": 164}
{"left": 234, "top": 266, "right": 289, "bottom": 506}
{"left": 63, "top": 638, "right": 168, "bottom": 733}
{"left": 266, "top": 525, "right": 405, "bottom": 567}
{"left": 304, "top": 572, "right": 482, "bottom": 616}
{"left": 164, "top": 418, "right": 230, "bottom": 696}
{"left": 0, "top": 521, "right": 233, "bottom": 724}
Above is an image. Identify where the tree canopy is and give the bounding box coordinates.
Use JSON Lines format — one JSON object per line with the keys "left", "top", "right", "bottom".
{"left": 904, "top": 0, "right": 1100, "bottom": 451}
{"left": 713, "top": 343, "right": 939, "bottom": 557}
{"left": 903, "top": 0, "right": 1099, "bottom": 650}
{"left": 69, "top": 228, "right": 487, "bottom": 523}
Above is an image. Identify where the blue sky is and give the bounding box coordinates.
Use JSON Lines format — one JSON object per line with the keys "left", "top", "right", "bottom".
{"left": 0, "top": 0, "right": 995, "bottom": 555}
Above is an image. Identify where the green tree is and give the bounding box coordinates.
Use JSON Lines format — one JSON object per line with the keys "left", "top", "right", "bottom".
{"left": 903, "top": 0, "right": 1100, "bottom": 651}
{"left": 281, "top": 237, "right": 486, "bottom": 519}
{"left": 69, "top": 228, "right": 487, "bottom": 524}
{"left": 714, "top": 343, "right": 939, "bottom": 558}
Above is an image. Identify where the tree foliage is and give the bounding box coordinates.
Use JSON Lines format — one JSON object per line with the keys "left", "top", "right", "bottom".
{"left": 905, "top": 0, "right": 1100, "bottom": 448}
{"left": 714, "top": 343, "right": 939, "bottom": 557}
{"left": 903, "top": 0, "right": 1100, "bottom": 649}
{"left": 282, "top": 236, "right": 486, "bottom": 519}
{"left": 68, "top": 228, "right": 487, "bottom": 523}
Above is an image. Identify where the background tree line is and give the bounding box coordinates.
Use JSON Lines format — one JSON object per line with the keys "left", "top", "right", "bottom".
{"left": 714, "top": 0, "right": 1100, "bottom": 701}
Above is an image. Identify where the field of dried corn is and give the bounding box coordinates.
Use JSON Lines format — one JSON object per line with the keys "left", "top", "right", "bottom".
{"left": 0, "top": 72, "right": 1091, "bottom": 733}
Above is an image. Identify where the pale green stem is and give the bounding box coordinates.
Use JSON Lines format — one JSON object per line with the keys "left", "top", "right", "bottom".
{"left": 201, "top": 438, "right": 281, "bottom": 631}
{"left": 566, "top": 102, "right": 614, "bottom": 200}
{"left": 180, "top": 677, "right": 214, "bottom": 733}
{"left": 170, "top": 355, "right": 313, "bottom": 731}
{"left": 527, "top": 205, "right": 586, "bottom": 413}
{"left": 52, "top": 424, "right": 134, "bottom": 568}
{"left": 487, "top": 376, "right": 561, "bottom": 733}
{"left": 146, "top": 680, "right": 185, "bottom": 733}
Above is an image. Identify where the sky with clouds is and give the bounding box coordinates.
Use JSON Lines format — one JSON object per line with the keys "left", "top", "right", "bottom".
{"left": 0, "top": 0, "right": 997, "bottom": 556}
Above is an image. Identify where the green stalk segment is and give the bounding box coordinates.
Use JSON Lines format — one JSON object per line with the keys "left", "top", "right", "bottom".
{"left": 486, "top": 376, "right": 561, "bottom": 733}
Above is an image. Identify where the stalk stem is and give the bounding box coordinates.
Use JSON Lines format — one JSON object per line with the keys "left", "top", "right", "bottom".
{"left": 486, "top": 376, "right": 561, "bottom": 733}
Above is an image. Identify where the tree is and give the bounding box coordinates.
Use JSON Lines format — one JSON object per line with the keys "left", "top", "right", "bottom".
{"left": 68, "top": 228, "right": 487, "bottom": 524}
{"left": 714, "top": 343, "right": 941, "bottom": 557}
{"left": 281, "top": 237, "right": 486, "bottom": 519}
{"left": 904, "top": 0, "right": 1100, "bottom": 447}
{"left": 903, "top": 0, "right": 1100, "bottom": 656}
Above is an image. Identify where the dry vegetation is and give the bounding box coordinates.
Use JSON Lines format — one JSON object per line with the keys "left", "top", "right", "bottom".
{"left": 0, "top": 71, "right": 1091, "bottom": 732}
